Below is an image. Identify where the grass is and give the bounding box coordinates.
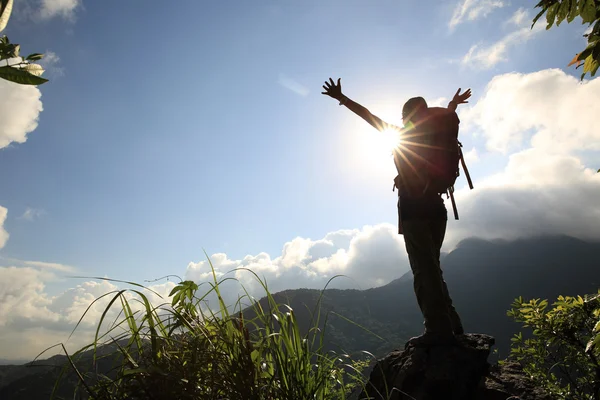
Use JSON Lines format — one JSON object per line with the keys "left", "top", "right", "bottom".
{"left": 45, "top": 258, "right": 375, "bottom": 400}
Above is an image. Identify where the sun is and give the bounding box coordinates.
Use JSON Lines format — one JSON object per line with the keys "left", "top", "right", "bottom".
{"left": 340, "top": 103, "right": 407, "bottom": 182}
{"left": 363, "top": 127, "right": 401, "bottom": 160}
{"left": 346, "top": 125, "right": 402, "bottom": 180}
{"left": 380, "top": 127, "right": 402, "bottom": 153}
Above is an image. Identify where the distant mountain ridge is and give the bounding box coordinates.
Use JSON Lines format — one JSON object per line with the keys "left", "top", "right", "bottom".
{"left": 1, "top": 235, "right": 598, "bottom": 399}
{"left": 253, "top": 234, "right": 600, "bottom": 358}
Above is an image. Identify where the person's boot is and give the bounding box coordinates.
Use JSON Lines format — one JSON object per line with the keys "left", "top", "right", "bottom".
{"left": 420, "top": 318, "right": 464, "bottom": 336}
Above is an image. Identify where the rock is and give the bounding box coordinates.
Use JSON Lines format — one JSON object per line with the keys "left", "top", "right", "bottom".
{"left": 356, "top": 334, "right": 554, "bottom": 400}
{"left": 477, "top": 361, "right": 555, "bottom": 400}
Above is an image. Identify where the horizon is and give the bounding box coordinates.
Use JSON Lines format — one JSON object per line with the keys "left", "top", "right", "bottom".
{"left": 1, "top": 0, "right": 600, "bottom": 360}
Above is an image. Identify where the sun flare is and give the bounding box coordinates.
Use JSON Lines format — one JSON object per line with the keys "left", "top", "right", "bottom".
{"left": 346, "top": 125, "right": 403, "bottom": 180}
{"left": 380, "top": 127, "right": 402, "bottom": 153}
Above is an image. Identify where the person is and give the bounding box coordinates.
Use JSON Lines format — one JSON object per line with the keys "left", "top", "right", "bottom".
{"left": 321, "top": 78, "right": 471, "bottom": 346}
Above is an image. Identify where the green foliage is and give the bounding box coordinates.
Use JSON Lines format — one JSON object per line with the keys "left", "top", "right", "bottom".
{"left": 507, "top": 291, "right": 600, "bottom": 399}
{"left": 49, "top": 265, "right": 371, "bottom": 399}
{"left": 0, "top": 0, "right": 48, "bottom": 86}
{"left": 532, "top": 0, "right": 600, "bottom": 79}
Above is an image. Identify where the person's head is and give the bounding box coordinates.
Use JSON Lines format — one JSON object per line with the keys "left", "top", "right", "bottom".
{"left": 402, "top": 97, "right": 428, "bottom": 125}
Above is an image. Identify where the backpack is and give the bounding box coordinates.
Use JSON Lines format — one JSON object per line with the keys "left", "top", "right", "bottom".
{"left": 392, "top": 107, "right": 474, "bottom": 220}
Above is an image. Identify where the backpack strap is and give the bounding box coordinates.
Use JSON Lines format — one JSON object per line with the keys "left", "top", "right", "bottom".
{"left": 448, "top": 186, "right": 459, "bottom": 220}
{"left": 457, "top": 141, "right": 474, "bottom": 190}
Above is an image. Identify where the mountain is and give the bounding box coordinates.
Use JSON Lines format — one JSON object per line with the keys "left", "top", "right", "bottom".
{"left": 0, "top": 360, "right": 28, "bottom": 366}
{"left": 0, "top": 342, "right": 125, "bottom": 400}
{"left": 251, "top": 235, "right": 600, "bottom": 358}
{"left": 1, "top": 235, "right": 598, "bottom": 399}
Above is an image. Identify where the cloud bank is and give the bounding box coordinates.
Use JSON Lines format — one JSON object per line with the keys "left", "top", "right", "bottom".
{"left": 185, "top": 224, "right": 410, "bottom": 306}
{"left": 461, "top": 69, "right": 600, "bottom": 153}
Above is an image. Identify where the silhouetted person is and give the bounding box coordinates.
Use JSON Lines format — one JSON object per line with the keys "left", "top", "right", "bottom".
{"left": 322, "top": 78, "right": 471, "bottom": 346}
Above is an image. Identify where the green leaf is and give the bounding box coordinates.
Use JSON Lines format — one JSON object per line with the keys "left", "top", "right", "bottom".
{"left": 579, "top": 43, "right": 595, "bottom": 60}
{"left": 583, "top": 53, "right": 599, "bottom": 75}
{"left": 532, "top": 7, "right": 547, "bottom": 28}
{"left": 585, "top": 334, "right": 600, "bottom": 353}
{"left": 171, "top": 290, "right": 182, "bottom": 307}
{"left": 591, "top": 59, "right": 599, "bottom": 76}
{"left": 0, "top": 66, "right": 48, "bottom": 85}
{"left": 0, "top": 42, "right": 19, "bottom": 60}
{"left": 168, "top": 285, "right": 181, "bottom": 297}
{"left": 556, "top": 0, "right": 571, "bottom": 26}
{"left": 581, "top": 0, "right": 596, "bottom": 23}
{"left": 0, "top": 0, "right": 13, "bottom": 33}
{"left": 26, "top": 53, "right": 44, "bottom": 61}
{"left": 568, "top": 0, "right": 579, "bottom": 22}
{"left": 546, "top": 3, "right": 560, "bottom": 28}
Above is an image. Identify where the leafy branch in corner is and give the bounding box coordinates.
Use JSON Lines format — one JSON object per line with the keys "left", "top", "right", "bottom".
{"left": 532, "top": 0, "right": 600, "bottom": 79}
{"left": 0, "top": 0, "right": 48, "bottom": 85}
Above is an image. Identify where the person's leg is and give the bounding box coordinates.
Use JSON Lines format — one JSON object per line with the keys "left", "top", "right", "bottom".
{"left": 430, "top": 219, "right": 464, "bottom": 335}
{"left": 402, "top": 219, "right": 454, "bottom": 337}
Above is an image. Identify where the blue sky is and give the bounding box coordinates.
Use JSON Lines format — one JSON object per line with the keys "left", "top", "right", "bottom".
{"left": 1, "top": 0, "right": 600, "bottom": 359}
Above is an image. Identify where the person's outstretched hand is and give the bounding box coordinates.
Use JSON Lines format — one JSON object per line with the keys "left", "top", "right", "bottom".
{"left": 322, "top": 78, "right": 343, "bottom": 101}
{"left": 452, "top": 88, "right": 471, "bottom": 105}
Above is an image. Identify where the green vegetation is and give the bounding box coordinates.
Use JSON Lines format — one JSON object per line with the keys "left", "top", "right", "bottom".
{"left": 49, "top": 266, "right": 370, "bottom": 400}
{"left": 23, "top": 238, "right": 595, "bottom": 399}
{"left": 507, "top": 290, "right": 600, "bottom": 399}
{"left": 531, "top": 0, "right": 600, "bottom": 78}
{"left": 0, "top": 0, "right": 48, "bottom": 85}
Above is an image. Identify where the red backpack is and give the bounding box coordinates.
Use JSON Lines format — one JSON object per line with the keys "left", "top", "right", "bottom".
{"left": 393, "top": 107, "right": 473, "bottom": 219}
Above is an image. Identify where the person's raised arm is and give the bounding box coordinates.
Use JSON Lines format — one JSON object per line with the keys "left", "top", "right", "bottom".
{"left": 447, "top": 88, "right": 472, "bottom": 112}
{"left": 322, "top": 78, "right": 399, "bottom": 132}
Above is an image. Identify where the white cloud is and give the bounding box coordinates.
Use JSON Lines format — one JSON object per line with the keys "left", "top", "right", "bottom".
{"left": 460, "top": 69, "right": 600, "bottom": 153}
{"left": 463, "top": 147, "right": 479, "bottom": 163}
{"left": 0, "top": 266, "right": 176, "bottom": 359}
{"left": 444, "top": 70, "right": 600, "bottom": 247}
{"left": 39, "top": 51, "right": 65, "bottom": 77}
{"left": 0, "top": 79, "right": 43, "bottom": 149}
{"left": 461, "top": 22, "right": 543, "bottom": 69}
{"left": 185, "top": 224, "right": 409, "bottom": 307}
{"left": 0, "top": 206, "right": 8, "bottom": 249}
{"left": 0, "top": 255, "right": 76, "bottom": 273}
{"left": 39, "top": 0, "right": 80, "bottom": 20}
{"left": 445, "top": 150, "right": 600, "bottom": 249}
{"left": 428, "top": 97, "right": 448, "bottom": 107}
{"left": 19, "top": 206, "right": 45, "bottom": 221}
{"left": 278, "top": 73, "right": 310, "bottom": 97}
{"left": 22, "top": 260, "right": 76, "bottom": 272}
{"left": 505, "top": 7, "right": 529, "bottom": 27}
{"left": 449, "top": 0, "right": 506, "bottom": 30}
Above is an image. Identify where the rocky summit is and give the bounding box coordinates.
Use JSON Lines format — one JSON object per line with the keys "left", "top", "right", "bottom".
{"left": 356, "top": 334, "right": 554, "bottom": 400}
